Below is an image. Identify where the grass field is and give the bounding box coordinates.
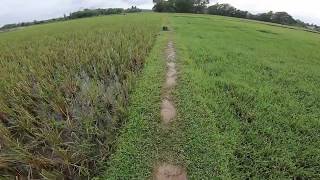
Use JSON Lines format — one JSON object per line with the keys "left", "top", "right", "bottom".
{"left": 1, "top": 12, "right": 320, "bottom": 179}
{"left": 104, "top": 14, "right": 320, "bottom": 179}
{"left": 172, "top": 14, "right": 320, "bottom": 179}
{"left": 0, "top": 14, "right": 162, "bottom": 179}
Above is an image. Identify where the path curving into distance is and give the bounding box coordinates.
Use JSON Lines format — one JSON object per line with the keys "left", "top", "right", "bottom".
{"left": 154, "top": 40, "right": 187, "bottom": 180}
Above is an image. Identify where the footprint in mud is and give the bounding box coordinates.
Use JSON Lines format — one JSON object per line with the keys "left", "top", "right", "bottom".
{"left": 154, "top": 164, "right": 187, "bottom": 180}
{"left": 161, "top": 41, "right": 178, "bottom": 124}
{"left": 156, "top": 40, "right": 187, "bottom": 179}
{"left": 161, "top": 99, "right": 176, "bottom": 124}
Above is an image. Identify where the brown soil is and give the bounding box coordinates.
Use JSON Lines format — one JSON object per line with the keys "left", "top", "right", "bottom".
{"left": 161, "top": 99, "right": 176, "bottom": 124}
{"left": 166, "top": 42, "right": 176, "bottom": 62}
{"left": 155, "top": 40, "right": 187, "bottom": 179}
{"left": 0, "top": 112, "right": 8, "bottom": 123}
{"left": 166, "top": 62, "right": 177, "bottom": 89}
{"left": 165, "top": 77, "right": 177, "bottom": 89}
{"left": 154, "top": 164, "right": 187, "bottom": 180}
{"left": 160, "top": 41, "right": 177, "bottom": 124}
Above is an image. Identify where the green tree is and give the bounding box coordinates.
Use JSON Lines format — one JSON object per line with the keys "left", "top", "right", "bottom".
{"left": 271, "top": 12, "right": 297, "bottom": 25}
{"left": 256, "top": 11, "right": 274, "bottom": 22}
{"left": 153, "top": 0, "right": 176, "bottom": 12}
{"left": 193, "top": 0, "right": 209, "bottom": 13}
{"left": 153, "top": 0, "right": 209, "bottom": 13}
{"left": 208, "top": 3, "right": 247, "bottom": 18}
{"left": 175, "top": 0, "right": 193, "bottom": 13}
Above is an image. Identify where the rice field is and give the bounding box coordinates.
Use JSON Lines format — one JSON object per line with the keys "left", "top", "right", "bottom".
{"left": 1, "top": 12, "right": 320, "bottom": 179}
{"left": 0, "top": 14, "right": 162, "bottom": 179}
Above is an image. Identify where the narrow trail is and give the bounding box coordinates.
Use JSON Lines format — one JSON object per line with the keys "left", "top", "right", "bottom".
{"left": 160, "top": 41, "right": 177, "bottom": 124}
{"left": 154, "top": 39, "right": 187, "bottom": 180}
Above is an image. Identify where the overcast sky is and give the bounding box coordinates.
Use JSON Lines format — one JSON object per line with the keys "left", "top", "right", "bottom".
{"left": 1, "top": 0, "right": 320, "bottom": 27}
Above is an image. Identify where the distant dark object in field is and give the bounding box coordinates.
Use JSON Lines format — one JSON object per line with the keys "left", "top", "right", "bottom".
{"left": 257, "top": 29, "right": 278, "bottom": 35}
{"left": 197, "top": 35, "right": 204, "bottom": 39}
{"left": 0, "top": 112, "right": 9, "bottom": 125}
{"left": 0, "top": 112, "right": 7, "bottom": 120}
{"left": 293, "top": 176, "right": 306, "bottom": 180}
{"left": 163, "top": 26, "right": 169, "bottom": 31}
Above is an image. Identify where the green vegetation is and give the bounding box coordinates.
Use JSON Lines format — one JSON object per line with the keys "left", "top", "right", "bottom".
{"left": 153, "top": 0, "right": 209, "bottom": 13}
{"left": 0, "top": 14, "right": 162, "bottom": 179}
{"left": 152, "top": 1, "right": 320, "bottom": 32}
{"left": 1, "top": 11, "right": 320, "bottom": 180}
{"left": 207, "top": 3, "right": 320, "bottom": 32}
{"left": 103, "top": 26, "right": 169, "bottom": 179}
{"left": 207, "top": 4, "right": 297, "bottom": 25}
{"left": 173, "top": 14, "right": 320, "bottom": 179}
{"left": 0, "top": 7, "right": 142, "bottom": 31}
{"left": 104, "top": 14, "right": 320, "bottom": 179}
{"left": 103, "top": 21, "right": 188, "bottom": 180}
{"left": 69, "top": 7, "right": 142, "bottom": 19}
{"left": 68, "top": 8, "right": 124, "bottom": 19}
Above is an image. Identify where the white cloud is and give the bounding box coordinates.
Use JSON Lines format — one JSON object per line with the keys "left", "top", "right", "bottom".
{"left": 0, "top": 0, "right": 319, "bottom": 27}
{"left": 0, "top": 0, "right": 153, "bottom": 26}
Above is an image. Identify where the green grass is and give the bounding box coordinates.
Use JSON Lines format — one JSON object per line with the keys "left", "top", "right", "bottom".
{"left": 1, "top": 12, "right": 320, "bottom": 179}
{"left": 0, "top": 13, "right": 162, "bottom": 179}
{"left": 172, "top": 14, "right": 320, "bottom": 179}
{"left": 103, "top": 13, "right": 320, "bottom": 179}
{"left": 102, "top": 28, "right": 168, "bottom": 180}
{"left": 102, "top": 18, "right": 188, "bottom": 179}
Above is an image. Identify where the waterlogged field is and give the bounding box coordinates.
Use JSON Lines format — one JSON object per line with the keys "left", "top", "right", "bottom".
{"left": 0, "top": 14, "right": 162, "bottom": 179}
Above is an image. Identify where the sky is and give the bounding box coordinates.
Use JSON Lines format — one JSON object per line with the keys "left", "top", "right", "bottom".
{"left": 1, "top": 0, "right": 320, "bottom": 27}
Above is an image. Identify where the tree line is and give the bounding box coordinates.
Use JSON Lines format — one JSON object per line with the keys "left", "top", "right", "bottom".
{"left": 0, "top": 7, "right": 142, "bottom": 30}
{"left": 153, "top": 1, "right": 320, "bottom": 32}
{"left": 153, "top": 0, "right": 209, "bottom": 13}
{"left": 206, "top": 3, "right": 318, "bottom": 29}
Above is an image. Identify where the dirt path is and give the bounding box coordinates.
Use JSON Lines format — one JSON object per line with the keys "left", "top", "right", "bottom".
{"left": 160, "top": 41, "right": 177, "bottom": 124}
{"left": 154, "top": 40, "right": 187, "bottom": 180}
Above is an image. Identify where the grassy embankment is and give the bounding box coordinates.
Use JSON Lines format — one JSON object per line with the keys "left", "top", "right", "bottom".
{"left": 105, "top": 13, "right": 320, "bottom": 179}
{"left": 0, "top": 13, "right": 162, "bottom": 179}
